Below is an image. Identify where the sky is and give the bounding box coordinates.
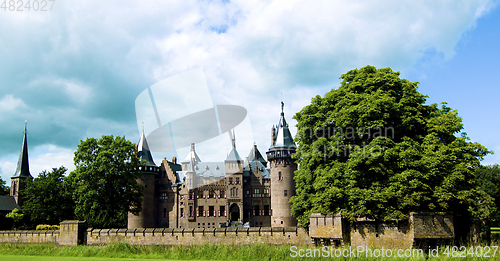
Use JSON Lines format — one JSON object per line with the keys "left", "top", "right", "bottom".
{"left": 1, "top": 0, "right": 499, "bottom": 184}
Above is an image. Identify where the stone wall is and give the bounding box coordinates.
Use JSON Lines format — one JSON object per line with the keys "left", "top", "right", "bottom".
{"left": 86, "top": 227, "right": 311, "bottom": 246}
{"left": 0, "top": 230, "right": 59, "bottom": 244}
{"left": 309, "top": 212, "right": 454, "bottom": 249}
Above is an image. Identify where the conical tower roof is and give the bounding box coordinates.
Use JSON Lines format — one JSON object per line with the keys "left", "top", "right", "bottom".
{"left": 271, "top": 102, "right": 296, "bottom": 149}
{"left": 12, "top": 122, "right": 32, "bottom": 179}
{"left": 248, "top": 144, "right": 266, "bottom": 166}
{"left": 226, "top": 129, "right": 242, "bottom": 162}
{"left": 137, "top": 129, "right": 156, "bottom": 167}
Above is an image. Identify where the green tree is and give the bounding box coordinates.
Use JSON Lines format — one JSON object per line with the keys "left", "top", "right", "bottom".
{"left": 0, "top": 177, "right": 9, "bottom": 195}
{"left": 69, "top": 135, "right": 143, "bottom": 228}
{"left": 291, "top": 65, "right": 491, "bottom": 227}
{"left": 474, "top": 165, "right": 500, "bottom": 227}
{"left": 21, "top": 166, "right": 75, "bottom": 225}
{"left": 6, "top": 208, "right": 24, "bottom": 229}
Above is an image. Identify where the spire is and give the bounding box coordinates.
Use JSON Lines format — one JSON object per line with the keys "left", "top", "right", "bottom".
{"left": 12, "top": 121, "right": 32, "bottom": 178}
{"left": 271, "top": 101, "right": 295, "bottom": 149}
{"left": 182, "top": 143, "right": 201, "bottom": 165}
{"left": 137, "top": 128, "right": 156, "bottom": 167}
{"left": 226, "top": 129, "right": 242, "bottom": 162}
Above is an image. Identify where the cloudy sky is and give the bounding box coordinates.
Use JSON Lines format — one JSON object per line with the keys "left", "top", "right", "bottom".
{"left": 1, "top": 0, "right": 499, "bottom": 183}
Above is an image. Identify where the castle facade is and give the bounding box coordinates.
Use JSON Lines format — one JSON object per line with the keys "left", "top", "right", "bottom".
{"left": 128, "top": 103, "right": 297, "bottom": 229}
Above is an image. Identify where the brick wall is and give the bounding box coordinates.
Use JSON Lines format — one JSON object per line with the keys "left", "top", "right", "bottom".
{"left": 309, "top": 212, "right": 454, "bottom": 248}
{"left": 86, "top": 227, "right": 311, "bottom": 246}
{"left": 0, "top": 230, "right": 59, "bottom": 244}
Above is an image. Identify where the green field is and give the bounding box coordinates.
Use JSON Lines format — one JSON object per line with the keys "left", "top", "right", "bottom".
{"left": 0, "top": 256, "right": 186, "bottom": 261}
{"left": 1, "top": 243, "right": 499, "bottom": 260}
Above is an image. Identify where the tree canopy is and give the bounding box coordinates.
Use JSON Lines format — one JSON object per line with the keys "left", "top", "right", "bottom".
{"left": 69, "top": 135, "right": 143, "bottom": 228}
{"left": 0, "top": 177, "right": 9, "bottom": 196}
{"left": 474, "top": 165, "right": 500, "bottom": 226}
{"left": 291, "top": 65, "right": 491, "bottom": 227}
{"left": 21, "top": 166, "right": 75, "bottom": 225}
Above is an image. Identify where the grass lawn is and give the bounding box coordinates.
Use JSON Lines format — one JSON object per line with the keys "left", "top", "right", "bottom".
{"left": 0, "top": 256, "right": 189, "bottom": 261}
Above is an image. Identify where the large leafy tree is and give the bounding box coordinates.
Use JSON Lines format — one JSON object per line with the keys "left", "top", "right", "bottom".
{"left": 291, "top": 65, "right": 491, "bottom": 227}
{"left": 0, "top": 177, "right": 9, "bottom": 195}
{"left": 69, "top": 135, "right": 143, "bottom": 228}
{"left": 21, "top": 166, "right": 75, "bottom": 225}
{"left": 474, "top": 165, "right": 500, "bottom": 227}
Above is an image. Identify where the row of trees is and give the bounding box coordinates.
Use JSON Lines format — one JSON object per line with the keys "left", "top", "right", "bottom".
{"left": 4, "top": 135, "right": 144, "bottom": 228}
{"left": 291, "top": 66, "right": 499, "bottom": 233}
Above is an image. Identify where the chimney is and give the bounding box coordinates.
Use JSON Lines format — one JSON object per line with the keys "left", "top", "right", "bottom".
{"left": 172, "top": 157, "right": 177, "bottom": 164}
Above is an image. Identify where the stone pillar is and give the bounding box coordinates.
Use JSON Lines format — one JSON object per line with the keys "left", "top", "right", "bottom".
{"left": 59, "top": 220, "right": 87, "bottom": 246}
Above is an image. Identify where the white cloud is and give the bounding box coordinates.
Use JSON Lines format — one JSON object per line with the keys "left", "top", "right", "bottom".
{"left": 0, "top": 95, "right": 26, "bottom": 113}
{"left": 0, "top": 0, "right": 497, "bottom": 169}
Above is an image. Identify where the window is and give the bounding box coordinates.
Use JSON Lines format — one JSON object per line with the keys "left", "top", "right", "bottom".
{"left": 209, "top": 206, "right": 214, "bottom": 217}
{"left": 236, "top": 177, "right": 240, "bottom": 184}
{"left": 253, "top": 177, "right": 260, "bottom": 183}
{"left": 230, "top": 188, "right": 239, "bottom": 198}
{"left": 284, "top": 190, "right": 288, "bottom": 196}
{"left": 278, "top": 172, "right": 282, "bottom": 181}
{"left": 220, "top": 206, "right": 225, "bottom": 217}
{"left": 189, "top": 206, "right": 193, "bottom": 217}
{"left": 229, "top": 177, "right": 233, "bottom": 185}
{"left": 198, "top": 206, "right": 204, "bottom": 217}
{"left": 161, "top": 192, "right": 168, "bottom": 200}
{"left": 254, "top": 188, "right": 260, "bottom": 194}
{"left": 264, "top": 205, "right": 269, "bottom": 216}
{"left": 264, "top": 188, "right": 269, "bottom": 197}
{"left": 163, "top": 208, "right": 167, "bottom": 218}
{"left": 209, "top": 190, "right": 214, "bottom": 198}
{"left": 254, "top": 205, "right": 260, "bottom": 216}
{"left": 180, "top": 208, "right": 184, "bottom": 218}
{"left": 220, "top": 190, "right": 225, "bottom": 198}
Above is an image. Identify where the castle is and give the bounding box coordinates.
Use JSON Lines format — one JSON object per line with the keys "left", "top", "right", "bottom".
{"left": 128, "top": 102, "right": 298, "bottom": 229}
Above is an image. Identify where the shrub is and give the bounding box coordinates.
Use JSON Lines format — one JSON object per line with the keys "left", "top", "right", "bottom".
{"left": 36, "top": 224, "right": 60, "bottom": 230}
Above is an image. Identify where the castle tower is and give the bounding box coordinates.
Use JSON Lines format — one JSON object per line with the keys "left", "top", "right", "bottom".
{"left": 225, "top": 129, "right": 244, "bottom": 222}
{"left": 128, "top": 129, "right": 160, "bottom": 229}
{"left": 10, "top": 122, "right": 33, "bottom": 207}
{"left": 266, "top": 102, "right": 297, "bottom": 227}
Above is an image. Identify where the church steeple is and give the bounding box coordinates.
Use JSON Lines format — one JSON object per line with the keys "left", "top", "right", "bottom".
{"left": 12, "top": 121, "right": 31, "bottom": 179}
{"left": 11, "top": 121, "right": 33, "bottom": 207}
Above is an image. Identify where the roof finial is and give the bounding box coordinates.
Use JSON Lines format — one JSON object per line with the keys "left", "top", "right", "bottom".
{"left": 142, "top": 122, "right": 144, "bottom": 133}
{"left": 281, "top": 101, "right": 284, "bottom": 115}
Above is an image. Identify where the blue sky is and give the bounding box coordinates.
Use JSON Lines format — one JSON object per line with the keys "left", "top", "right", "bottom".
{"left": 0, "top": 0, "right": 499, "bottom": 183}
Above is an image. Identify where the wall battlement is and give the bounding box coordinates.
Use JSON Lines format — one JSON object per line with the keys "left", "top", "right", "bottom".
{"left": 309, "top": 212, "right": 454, "bottom": 249}
{"left": 87, "top": 226, "right": 310, "bottom": 246}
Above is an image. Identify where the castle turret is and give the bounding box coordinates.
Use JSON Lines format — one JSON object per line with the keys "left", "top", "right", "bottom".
{"left": 266, "top": 102, "right": 297, "bottom": 227}
{"left": 225, "top": 129, "right": 243, "bottom": 222}
{"left": 10, "top": 122, "right": 33, "bottom": 207}
{"left": 128, "top": 129, "right": 160, "bottom": 229}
